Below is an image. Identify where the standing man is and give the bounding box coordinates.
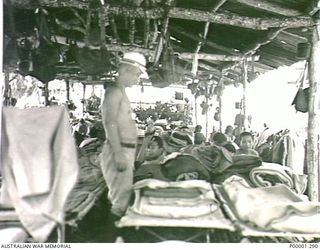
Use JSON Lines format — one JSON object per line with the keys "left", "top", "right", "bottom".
{"left": 100, "top": 52, "right": 147, "bottom": 226}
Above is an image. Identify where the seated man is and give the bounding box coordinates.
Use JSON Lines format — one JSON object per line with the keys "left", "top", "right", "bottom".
{"left": 134, "top": 136, "right": 167, "bottom": 182}
{"left": 235, "top": 131, "right": 259, "bottom": 156}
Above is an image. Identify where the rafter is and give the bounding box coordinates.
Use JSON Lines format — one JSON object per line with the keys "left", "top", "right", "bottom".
{"left": 53, "top": 35, "right": 155, "bottom": 60}
{"left": 170, "top": 25, "right": 239, "bottom": 55}
{"left": 179, "top": 53, "right": 260, "bottom": 61}
{"left": 233, "top": 0, "right": 302, "bottom": 16}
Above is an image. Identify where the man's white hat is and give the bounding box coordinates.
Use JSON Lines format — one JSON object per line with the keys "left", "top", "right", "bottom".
{"left": 120, "top": 52, "right": 147, "bottom": 74}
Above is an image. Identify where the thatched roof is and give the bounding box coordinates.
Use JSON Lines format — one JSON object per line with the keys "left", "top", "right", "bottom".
{"left": 3, "top": 0, "right": 318, "bottom": 86}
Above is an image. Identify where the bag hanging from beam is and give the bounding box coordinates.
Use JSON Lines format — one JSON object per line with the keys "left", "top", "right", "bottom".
{"left": 291, "top": 62, "right": 309, "bottom": 113}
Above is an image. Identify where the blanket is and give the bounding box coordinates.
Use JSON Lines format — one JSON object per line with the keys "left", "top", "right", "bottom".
{"left": 160, "top": 153, "right": 210, "bottom": 181}
{"left": 181, "top": 145, "right": 233, "bottom": 174}
{"left": 222, "top": 176, "right": 320, "bottom": 234}
{"left": 249, "top": 162, "right": 307, "bottom": 194}
{"left": 130, "top": 179, "right": 219, "bottom": 219}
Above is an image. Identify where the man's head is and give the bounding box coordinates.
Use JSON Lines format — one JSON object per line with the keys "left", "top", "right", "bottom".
{"left": 239, "top": 132, "right": 254, "bottom": 152}
{"left": 117, "top": 52, "right": 147, "bottom": 87}
{"left": 195, "top": 125, "right": 202, "bottom": 133}
{"left": 212, "top": 132, "right": 227, "bottom": 146}
{"left": 145, "top": 136, "right": 164, "bottom": 161}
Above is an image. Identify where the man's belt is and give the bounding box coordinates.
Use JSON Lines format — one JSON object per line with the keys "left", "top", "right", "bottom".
{"left": 120, "top": 142, "right": 136, "bottom": 148}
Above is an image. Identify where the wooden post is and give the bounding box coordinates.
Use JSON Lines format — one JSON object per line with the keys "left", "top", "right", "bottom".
{"left": 194, "top": 95, "right": 198, "bottom": 125}
{"left": 3, "top": 73, "right": 10, "bottom": 106}
{"left": 82, "top": 83, "right": 86, "bottom": 115}
{"left": 205, "top": 95, "right": 209, "bottom": 140}
{"left": 66, "top": 80, "right": 70, "bottom": 101}
{"left": 307, "top": 13, "right": 320, "bottom": 201}
{"left": 44, "top": 82, "right": 50, "bottom": 106}
{"left": 218, "top": 95, "right": 222, "bottom": 132}
{"left": 242, "top": 59, "right": 248, "bottom": 131}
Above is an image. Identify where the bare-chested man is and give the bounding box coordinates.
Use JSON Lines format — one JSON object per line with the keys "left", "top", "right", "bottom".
{"left": 100, "top": 52, "right": 147, "bottom": 223}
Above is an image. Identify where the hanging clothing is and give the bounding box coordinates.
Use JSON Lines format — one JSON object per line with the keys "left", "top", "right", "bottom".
{"left": 1, "top": 106, "right": 79, "bottom": 242}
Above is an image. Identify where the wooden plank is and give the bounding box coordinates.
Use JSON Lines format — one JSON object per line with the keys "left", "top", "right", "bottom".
{"left": 307, "top": 15, "right": 320, "bottom": 201}
{"left": 234, "top": 0, "right": 302, "bottom": 16}
{"left": 179, "top": 53, "right": 260, "bottom": 62}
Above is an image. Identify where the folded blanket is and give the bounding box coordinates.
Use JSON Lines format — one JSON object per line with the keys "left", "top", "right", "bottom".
{"left": 142, "top": 187, "right": 202, "bottom": 199}
{"left": 130, "top": 179, "right": 219, "bottom": 219}
{"left": 133, "top": 179, "right": 214, "bottom": 192}
{"left": 222, "top": 176, "right": 320, "bottom": 234}
{"left": 131, "top": 196, "right": 219, "bottom": 218}
{"left": 249, "top": 162, "right": 307, "bottom": 194}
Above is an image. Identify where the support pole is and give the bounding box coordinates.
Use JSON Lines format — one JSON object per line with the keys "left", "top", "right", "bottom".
{"left": 307, "top": 12, "right": 320, "bottom": 201}
{"left": 44, "top": 82, "right": 50, "bottom": 106}
{"left": 218, "top": 95, "right": 222, "bottom": 132}
{"left": 205, "top": 95, "right": 209, "bottom": 140}
{"left": 242, "top": 59, "right": 248, "bottom": 131}
{"left": 66, "top": 80, "right": 70, "bottom": 102}
{"left": 194, "top": 95, "right": 198, "bottom": 125}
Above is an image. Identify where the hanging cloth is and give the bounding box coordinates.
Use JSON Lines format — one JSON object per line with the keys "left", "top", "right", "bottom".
{"left": 291, "top": 62, "right": 309, "bottom": 113}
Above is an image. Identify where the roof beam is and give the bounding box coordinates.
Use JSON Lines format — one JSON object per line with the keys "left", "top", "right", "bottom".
{"left": 178, "top": 53, "right": 260, "bottom": 61}
{"left": 233, "top": 0, "right": 302, "bottom": 16}
{"left": 53, "top": 35, "right": 156, "bottom": 60}
{"left": 167, "top": 8, "right": 313, "bottom": 30}
{"left": 36, "top": 1, "right": 314, "bottom": 30}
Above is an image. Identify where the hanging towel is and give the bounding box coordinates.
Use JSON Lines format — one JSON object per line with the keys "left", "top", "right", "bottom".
{"left": 1, "top": 106, "right": 79, "bottom": 242}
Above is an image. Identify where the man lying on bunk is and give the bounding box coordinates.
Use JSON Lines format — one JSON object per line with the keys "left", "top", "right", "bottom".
{"left": 134, "top": 136, "right": 167, "bottom": 182}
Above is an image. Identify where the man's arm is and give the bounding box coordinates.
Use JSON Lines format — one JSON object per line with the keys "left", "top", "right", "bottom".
{"left": 102, "top": 87, "right": 127, "bottom": 171}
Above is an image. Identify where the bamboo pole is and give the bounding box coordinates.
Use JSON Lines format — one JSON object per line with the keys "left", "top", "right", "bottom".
{"left": 307, "top": 13, "right": 320, "bottom": 201}
{"left": 129, "top": 17, "right": 136, "bottom": 44}
{"left": 218, "top": 76, "right": 223, "bottom": 132}
{"left": 109, "top": 15, "right": 121, "bottom": 42}
{"left": 235, "top": 0, "right": 301, "bottom": 16}
{"left": 66, "top": 80, "right": 70, "bottom": 101}
{"left": 242, "top": 59, "right": 248, "bottom": 131}
{"left": 179, "top": 53, "right": 260, "bottom": 61}
{"left": 44, "top": 82, "right": 50, "bottom": 106}
{"left": 205, "top": 95, "right": 209, "bottom": 140}
{"left": 218, "top": 95, "right": 222, "bottom": 132}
